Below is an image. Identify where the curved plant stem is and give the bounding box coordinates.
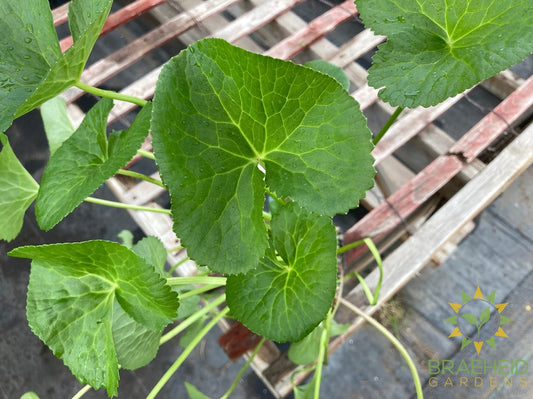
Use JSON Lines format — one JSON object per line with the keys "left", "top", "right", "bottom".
{"left": 166, "top": 276, "right": 226, "bottom": 286}
{"left": 166, "top": 245, "right": 183, "bottom": 254}
{"left": 339, "top": 298, "right": 423, "bottom": 399}
{"left": 115, "top": 169, "right": 166, "bottom": 188}
{"left": 137, "top": 149, "right": 156, "bottom": 160}
{"left": 313, "top": 310, "right": 331, "bottom": 399}
{"left": 372, "top": 107, "right": 404, "bottom": 146}
{"left": 220, "top": 337, "right": 266, "bottom": 399}
{"left": 148, "top": 307, "right": 230, "bottom": 399}
{"left": 159, "top": 294, "right": 226, "bottom": 345}
{"left": 74, "top": 81, "right": 148, "bottom": 107}
{"left": 84, "top": 196, "right": 171, "bottom": 214}
{"left": 167, "top": 256, "right": 189, "bottom": 276}
{"left": 340, "top": 238, "right": 383, "bottom": 306}
{"left": 71, "top": 384, "right": 91, "bottom": 399}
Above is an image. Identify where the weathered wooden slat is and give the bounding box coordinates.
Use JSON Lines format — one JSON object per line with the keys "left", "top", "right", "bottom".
{"left": 343, "top": 75, "right": 533, "bottom": 266}
{"left": 265, "top": 0, "right": 357, "bottom": 59}
{"left": 214, "top": 0, "right": 306, "bottom": 43}
{"left": 52, "top": 3, "right": 69, "bottom": 26}
{"left": 59, "top": 0, "right": 167, "bottom": 52}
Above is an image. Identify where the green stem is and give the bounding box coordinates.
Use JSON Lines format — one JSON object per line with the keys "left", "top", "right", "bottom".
{"left": 179, "top": 284, "right": 221, "bottom": 300}
{"left": 340, "top": 298, "right": 423, "bottom": 399}
{"left": 313, "top": 311, "right": 330, "bottom": 399}
{"left": 220, "top": 337, "right": 266, "bottom": 399}
{"left": 262, "top": 211, "right": 272, "bottom": 222}
{"left": 137, "top": 149, "right": 156, "bottom": 160}
{"left": 84, "top": 196, "right": 171, "bottom": 214}
{"left": 71, "top": 384, "right": 92, "bottom": 399}
{"left": 372, "top": 107, "right": 404, "bottom": 146}
{"left": 75, "top": 81, "right": 148, "bottom": 107}
{"left": 115, "top": 169, "right": 166, "bottom": 189}
{"left": 148, "top": 307, "right": 230, "bottom": 399}
{"left": 159, "top": 294, "right": 226, "bottom": 345}
{"left": 167, "top": 245, "right": 183, "bottom": 254}
{"left": 167, "top": 257, "right": 189, "bottom": 276}
{"left": 166, "top": 276, "right": 226, "bottom": 286}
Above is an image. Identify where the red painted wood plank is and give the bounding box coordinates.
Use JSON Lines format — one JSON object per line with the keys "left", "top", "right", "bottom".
{"left": 265, "top": 0, "right": 358, "bottom": 60}
{"left": 59, "top": 0, "right": 167, "bottom": 52}
{"left": 52, "top": 3, "right": 69, "bottom": 26}
{"left": 343, "top": 75, "right": 533, "bottom": 266}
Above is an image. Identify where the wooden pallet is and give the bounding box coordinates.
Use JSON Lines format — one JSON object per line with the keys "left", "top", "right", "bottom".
{"left": 51, "top": 0, "right": 533, "bottom": 397}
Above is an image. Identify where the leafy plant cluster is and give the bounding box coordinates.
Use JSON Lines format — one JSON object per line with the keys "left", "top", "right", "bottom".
{"left": 1, "top": 0, "right": 531, "bottom": 397}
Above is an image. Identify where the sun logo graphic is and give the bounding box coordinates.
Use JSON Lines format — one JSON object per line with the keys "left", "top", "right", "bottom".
{"left": 446, "top": 286, "right": 512, "bottom": 355}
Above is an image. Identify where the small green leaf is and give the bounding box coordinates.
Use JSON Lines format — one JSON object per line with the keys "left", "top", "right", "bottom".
{"left": 117, "top": 230, "right": 134, "bottom": 248}
{"left": 174, "top": 285, "right": 202, "bottom": 319}
{"left": 461, "top": 313, "right": 478, "bottom": 326}
{"left": 226, "top": 202, "right": 337, "bottom": 342}
{"left": 500, "top": 316, "right": 512, "bottom": 325}
{"left": 151, "top": 38, "right": 374, "bottom": 274}
{"left": 40, "top": 96, "right": 75, "bottom": 155}
{"left": 9, "top": 241, "right": 179, "bottom": 396}
{"left": 184, "top": 382, "right": 210, "bottom": 399}
{"left": 20, "top": 392, "right": 40, "bottom": 399}
{"left": 132, "top": 236, "right": 168, "bottom": 276}
{"left": 479, "top": 307, "right": 491, "bottom": 325}
{"left": 0, "top": 133, "right": 39, "bottom": 241}
{"left": 36, "top": 100, "right": 152, "bottom": 230}
{"left": 305, "top": 60, "right": 350, "bottom": 91}
{"left": 329, "top": 320, "right": 350, "bottom": 337}
{"left": 0, "top": 0, "right": 113, "bottom": 132}
{"left": 288, "top": 324, "right": 323, "bottom": 365}
{"left": 358, "top": 0, "right": 533, "bottom": 107}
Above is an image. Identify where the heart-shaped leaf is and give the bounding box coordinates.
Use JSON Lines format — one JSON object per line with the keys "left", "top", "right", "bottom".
{"left": 151, "top": 38, "right": 374, "bottom": 274}
{"left": 36, "top": 100, "right": 152, "bottom": 230}
{"left": 226, "top": 202, "right": 337, "bottom": 342}
{"left": 9, "top": 241, "right": 179, "bottom": 396}
{"left": 358, "top": 0, "right": 533, "bottom": 107}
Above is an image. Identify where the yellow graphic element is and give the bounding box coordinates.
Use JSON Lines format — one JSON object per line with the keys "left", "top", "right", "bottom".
{"left": 448, "top": 303, "right": 462, "bottom": 313}
{"left": 445, "top": 286, "right": 511, "bottom": 354}
{"left": 495, "top": 327, "right": 508, "bottom": 338}
{"left": 496, "top": 303, "right": 508, "bottom": 313}
{"left": 449, "top": 327, "right": 462, "bottom": 338}
{"left": 526, "top": 305, "right": 531, "bottom": 311}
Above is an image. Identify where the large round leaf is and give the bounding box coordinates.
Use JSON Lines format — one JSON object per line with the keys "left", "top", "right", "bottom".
{"left": 151, "top": 38, "right": 374, "bottom": 274}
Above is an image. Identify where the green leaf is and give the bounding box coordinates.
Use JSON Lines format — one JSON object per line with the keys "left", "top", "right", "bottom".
{"left": 0, "top": 0, "right": 61, "bottom": 133}
{"left": 40, "top": 96, "right": 75, "bottom": 155}
{"left": 151, "top": 38, "right": 374, "bottom": 274}
{"left": 20, "top": 393, "right": 40, "bottom": 399}
{"left": 461, "top": 313, "right": 478, "bottom": 326}
{"left": 479, "top": 307, "right": 491, "bottom": 325}
{"left": 174, "top": 285, "right": 202, "bottom": 319}
{"left": 0, "top": 0, "right": 113, "bottom": 132}
{"left": 0, "top": 133, "right": 39, "bottom": 241}
{"left": 288, "top": 320, "right": 349, "bottom": 365}
{"left": 117, "top": 229, "right": 134, "bottom": 248}
{"left": 226, "top": 202, "right": 337, "bottom": 342}
{"left": 358, "top": 0, "right": 533, "bottom": 107}
{"left": 9, "top": 241, "right": 179, "bottom": 396}
{"left": 132, "top": 236, "right": 168, "bottom": 276}
{"left": 184, "top": 382, "right": 211, "bottom": 399}
{"left": 179, "top": 317, "right": 207, "bottom": 348}
{"left": 288, "top": 324, "right": 323, "bottom": 365}
{"left": 36, "top": 100, "right": 152, "bottom": 230}
{"left": 112, "top": 301, "right": 161, "bottom": 371}
{"left": 305, "top": 60, "right": 350, "bottom": 91}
